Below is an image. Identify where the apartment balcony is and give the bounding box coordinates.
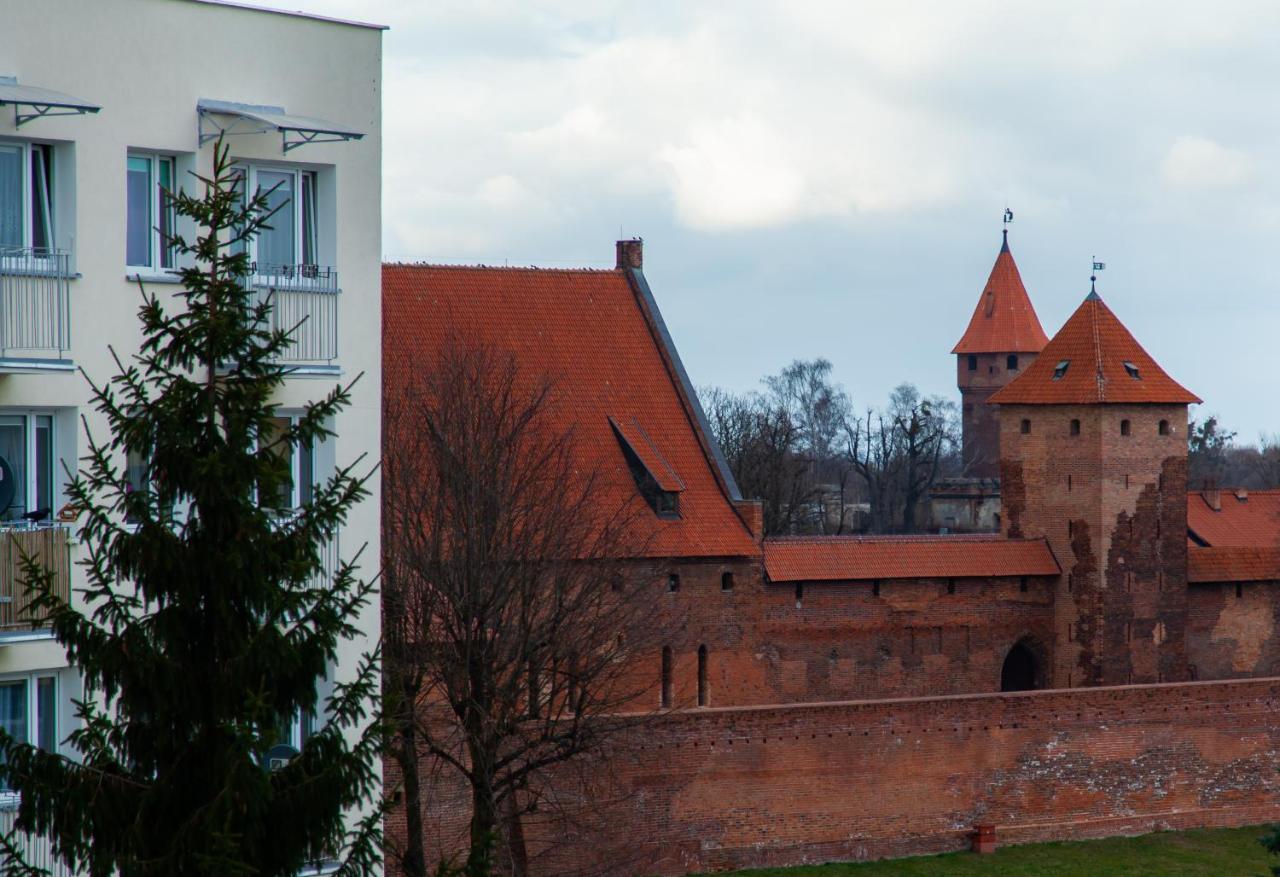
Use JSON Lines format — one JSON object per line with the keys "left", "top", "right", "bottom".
{"left": 0, "top": 247, "right": 73, "bottom": 372}
{"left": 0, "top": 807, "right": 74, "bottom": 876}
{"left": 0, "top": 525, "right": 72, "bottom": 640}
{"left": 249, "top": 263, "right": 339, "bottom": 374}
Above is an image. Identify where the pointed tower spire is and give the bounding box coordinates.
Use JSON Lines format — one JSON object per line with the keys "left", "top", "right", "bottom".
{"left": 952, "top": 232, "right": 1050, "bottom": 355}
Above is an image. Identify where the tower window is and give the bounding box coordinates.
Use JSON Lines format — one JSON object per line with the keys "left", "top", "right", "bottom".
{"left": 1006, "top": 354, "right": 1018, "bottom": 370}
{"left": 1020, "top": 576, "right": 1028, "bottom": 593}
{"left": 872, "top": 579, "right": 881, "bottom": 597}
{"left": 1123, "top": 361, "right": 1141, "bottom": 379}
{"left": 1052, "top": 360, "right": 1070, "bottom": 380}
{"left": 667, "top": 573, "right": 680, "bottom": 593}
{"left": 967, "top": 354, "right": 978, "bottom": 372}
{"left": 1070, "top": 419, "right": 1081, "bottom": 436}
{"left": 947, "top": 579, "right": 956, "bottom": 595}
{"left": 721, "top": 571, "right": 734, "bottom": 591}
{"left": 660, "top": 646, "right": 673, "bottom": 708}
{"left": 1020, "top": 419, "right": 1031, "bottom": 435}
{"left": 1158, "top": 419, "right": 1170, "bottom": 436}
{"left": 1120, "top": 419, "right": 1131, "bottom": 437}
{"left": 697, "top": 645, "right": 708, "bottom": 707}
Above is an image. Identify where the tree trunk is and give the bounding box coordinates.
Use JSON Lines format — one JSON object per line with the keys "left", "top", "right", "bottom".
{"left": 468, "top": 778, "right": 499, "bottom": 877}
{"left": 396, "top": 676, "right": 427, "bottom": 877}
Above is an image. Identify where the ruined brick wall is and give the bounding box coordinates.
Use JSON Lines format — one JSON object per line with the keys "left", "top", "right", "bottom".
{"left": 1188, "top": 582, "right": 1280, "bottom": 679}
{"left": 390, "top": 677, "right": 1280, "bottom": 876}
{"left": 1000, "top": 403, "right": 1190, "bottom": 687}
{"left": 651, "top": 560, "right": 1055, "bottom": 707}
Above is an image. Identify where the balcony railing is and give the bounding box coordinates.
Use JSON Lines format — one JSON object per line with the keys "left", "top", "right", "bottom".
{"left": 248, "top": 263, "right": 339, "bottom": 366}
{"left": 0, "top": 806, "right": 74, "bottom": 876}
{"left": 0, "top": 247, "right": 72, "bottom": 360}
{"left": 0, "top": 525, "right": 72, "bottom": 631}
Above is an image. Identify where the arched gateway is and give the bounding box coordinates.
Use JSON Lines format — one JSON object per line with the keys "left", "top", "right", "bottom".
{"left": 1000, "top": 639, "right": 1044, "bottom": 692}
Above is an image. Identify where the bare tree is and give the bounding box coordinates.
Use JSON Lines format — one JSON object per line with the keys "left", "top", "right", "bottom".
{"left": 383, "top": 340, "right": 657, "bottom": 877}
{"left": 888, "top": 384, "right": 957, "bottom": 533}
{"left": 844, "top": 407, "right": 901, "bottom": 534}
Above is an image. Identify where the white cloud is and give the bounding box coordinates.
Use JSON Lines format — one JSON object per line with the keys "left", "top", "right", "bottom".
{"left": 1161, "top": 136, "right": 1256, "bottom": 189}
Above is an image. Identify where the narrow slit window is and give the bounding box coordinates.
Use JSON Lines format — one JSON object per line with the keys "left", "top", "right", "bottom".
{"left": 1020, "top": 419, "right": 1031, "bottom": 435}
{"left": 1121, "top": 419, "right": 1131, "bottom": 437}
{"left": 1070, "top": 419, "right": 1080, "bottom": 436}
{"left": 697, "top": 645, "right": 708, "bottom": 707}
{"left": 667, "top": 573, "right": 680, "bottom": 593}
{"left": 872, "top": 579, "right": 881, "bottom": 597}
{"left": 721, "top": 571, "right": 734, "bottom": 591}
{"left": 660, "top": 647, "right": 673, "bottom": 708}
{"left": 1158, "top": 419, "right": 1170, "bottom": 436}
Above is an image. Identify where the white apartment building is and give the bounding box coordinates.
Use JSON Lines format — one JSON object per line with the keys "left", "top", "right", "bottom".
{"left": 0, "top": 0, "right": 383, "bottom": 868}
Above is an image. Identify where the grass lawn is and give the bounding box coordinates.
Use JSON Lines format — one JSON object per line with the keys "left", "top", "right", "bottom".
{"left": 713, "top": 825, "right": 1279, "bottom": 876}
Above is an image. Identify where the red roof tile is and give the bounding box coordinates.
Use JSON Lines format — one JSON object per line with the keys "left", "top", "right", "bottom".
{"left": 1187, "top": 489, "right": 1280, "bottom": 548}
{"left": 1188, "top": 547, "right": 1280, "bottom": 583}
{"left": 989, "top": 292, "right": 1200, "bottom": 405}
{"left": 762, "top": 534, "right": 1060, "bottom": 582}
{"left": 383, "top": 263, "right": 759, "bottom": 559}
{"left": 952, "top": 234, "right": 1050, "bottom": 355}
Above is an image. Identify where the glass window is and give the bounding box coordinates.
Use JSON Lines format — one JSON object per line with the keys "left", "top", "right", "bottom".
{"left": 234, "top": 165, "right": 322, "bottom": 273}
{"left": 36, "top": 677, "right": 55, "bottom": 753}
{"left": 0, "top": 144, "right": 21, "bottom": 248}
{"left": 0, "top": 676, "right": 58, "bottom": 787}
{"left": 126, "top": 154, "right": 176, "bottom": 270}
{"left": 0, "top": 142, "right": 54, "bottom": 252}
{"left": 256, "top": 170, "right": 295, "bottom": 269}
{"left": 0, "top": 412, "right": 56, "bottom": 523}
{"left": 0, "top": 680, "right": 27, "bottom": 747}
{"left": 259, "top": 414, "right": 314, "bottom": 512}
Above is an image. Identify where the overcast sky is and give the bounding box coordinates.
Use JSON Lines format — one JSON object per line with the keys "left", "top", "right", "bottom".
{"left": 298, "top": 0, "right": 1280, "bottom": 439}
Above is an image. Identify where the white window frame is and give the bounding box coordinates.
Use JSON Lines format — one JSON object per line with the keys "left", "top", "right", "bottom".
{"left": 0, "top": 410, "right": 57, "bottom": 526}
{"left": 0, "top": 673, "right": 58, "bottom": 799}
{"left": 0, "top": 139, "right": 55, "bottom": 258}
{"left": 124, "top": 151, "right": 176, "bottom": 273}
{"left": 233, "top": 163, "right": 320, "bottom": 275}
{"left": 258, "top": 411, "right": 316, "bottom": 514}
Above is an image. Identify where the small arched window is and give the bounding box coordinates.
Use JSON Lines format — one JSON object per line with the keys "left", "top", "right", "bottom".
{"left": 721, "top": 571, "right": 734, "bottom": 591}
{"left": 660, "top": 646, "right": 673, "bottom": 708}
{"left": 1070, "top": 419, "right": 1081, "bottom": 436}
{"left": 1006, "top": 354, "right": 1018, "bottom": 370}
{"left": 1158, "top": 419, "right": 1170, "bottom": 436}
{"left": 1020, "top": 418, "right": 1031, "bottom": 435}
{"left": 667, "top": 573, "right": 680, "bottom": 592}
{"left": 697, "top": 645, "right": 708, "bottom": 707}
{"left": 1120, "top": 419, "right": 1131, "bottom": 437}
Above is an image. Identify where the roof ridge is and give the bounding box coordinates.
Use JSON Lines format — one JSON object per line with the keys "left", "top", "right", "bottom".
{"left": 1092, "top": 296, "right": 1105, "bottom": 401}
{"left": 383, "top": 262, "right": 619, "bottom": 274}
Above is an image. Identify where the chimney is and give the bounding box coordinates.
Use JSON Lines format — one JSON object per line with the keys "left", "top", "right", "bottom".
{"left": 1202, "top": 487, "right": 1222, "bottom": 512}
{"left": 733, "top": 499, "right": 764, "bottom": 543}
{"left": 616, "top": 237, "right": 643, "bottom": 270}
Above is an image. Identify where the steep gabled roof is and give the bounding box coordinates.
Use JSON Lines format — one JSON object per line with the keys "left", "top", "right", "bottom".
{"left": 382, "top": 262, "right": 759, "bottom": 560}
{"left": 762, "top": 534, "right": 1060, "bottom": 582}
{"left": 952, "top": 232, "right": 1050, "bottom": 355}
{"left": 989, "top": 291, "right": 1200, "bottom": 405}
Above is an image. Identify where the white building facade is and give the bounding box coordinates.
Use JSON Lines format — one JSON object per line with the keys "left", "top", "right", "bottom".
{"left": 0, "top": 0, "right": 383, "bottom": 869}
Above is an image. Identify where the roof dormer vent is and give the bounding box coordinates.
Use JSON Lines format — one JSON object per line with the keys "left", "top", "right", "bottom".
{"left": 1052, "top": 360, "right": 1070, "bottom": 381}
{"left": 1123, "top": 361, "right": 1141, "bottom": 379}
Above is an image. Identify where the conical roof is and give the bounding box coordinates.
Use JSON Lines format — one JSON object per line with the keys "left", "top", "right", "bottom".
{"left": 989, "top": 291, "right": 1200, "bottom": 405}
{"left": 952, "top": 232, "right": 1050, "bottom": 355}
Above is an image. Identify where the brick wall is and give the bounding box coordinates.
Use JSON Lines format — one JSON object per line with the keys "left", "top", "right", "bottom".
{"left": 651, "top": 560, "right": 1056, "bottom": 706}
{"left": 392, "top": 677, "right": 1280, "bottom": 876}
{"left": 1188, "top": 582, "right": 1280, "bottom": 679}
{"left": 959, "top": 352, "right": 1035, "bottom": 478}
{"left": 1000, "top": 403, "right": 1190, "bottom": 687}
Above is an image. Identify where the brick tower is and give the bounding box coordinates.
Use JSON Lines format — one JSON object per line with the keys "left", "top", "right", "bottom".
{"left": 952, "top": 230, "right": 1050, "bottom": 478}
{"left": 992, "top": 289, "right": 1200, "bottom": 688}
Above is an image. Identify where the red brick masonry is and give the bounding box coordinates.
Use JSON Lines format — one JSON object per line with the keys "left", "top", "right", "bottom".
{"left": 404, "top": 677, "right": 1280, "bottom": 875}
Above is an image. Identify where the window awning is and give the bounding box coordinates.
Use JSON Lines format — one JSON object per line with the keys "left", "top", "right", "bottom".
{"left": 0, "top": 76, "right": 100, "bottom": 127}
{"left": 197, "top": 98, "right": 364, "bottom": 153}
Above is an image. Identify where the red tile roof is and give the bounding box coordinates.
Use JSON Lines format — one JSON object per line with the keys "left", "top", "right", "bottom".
{"left": 1187, "top": 490, "right": 1280, "bottom": 548}
{"left": 383, "top": 263, "right": 759, "bottom": 559}
{"left": 952, "top": 233, "right": 1050, "bottom": 355}
{"left": 989, "top": 292, "right": 1200, "bottom": 405}
{"left": 762, "top": 534, "right": 1060, "bottom": 582}
{"left": 1188, "top": 547, "right": 1280, "bottom": 583}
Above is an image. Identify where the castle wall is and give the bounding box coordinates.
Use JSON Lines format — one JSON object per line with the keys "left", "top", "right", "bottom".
{"left": 959, "top": 353, "right": 1035, "bottom": 478}
{"left": 1000, "top": 403, "right": 1190, "bottom": 687}
{"left": 652, "top": 561, "right": 1056, "bottom": 707}
{"left": 1188, "top": 582, "right": 1280, "bottom": 679}
{"left": 391, "top": 677, "right": 1280, "bottom": 876}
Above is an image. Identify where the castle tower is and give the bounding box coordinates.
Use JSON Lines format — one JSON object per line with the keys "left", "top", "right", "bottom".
{"left": 952, "top": 230, "right": 1050, "bottom": 478}
{"left": 992, "top": 289, "right": 1200, "bottom": 688}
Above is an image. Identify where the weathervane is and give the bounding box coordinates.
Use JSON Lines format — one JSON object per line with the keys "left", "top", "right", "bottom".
{"left": 1090, "top": 255, "right": 1106, "bottom": 294}
{"left": 1003, "top": 207, "right": 1013, "bottom": 225}
{"left": 1001, "top": 207, "right": 1013, "bottom": 246}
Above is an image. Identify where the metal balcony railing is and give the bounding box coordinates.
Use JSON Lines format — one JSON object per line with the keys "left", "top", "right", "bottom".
{"left": 0, "top": 806, "right": 74, "bottom": 876}
{"left": 0, "top": 247, "right": 72, "bottom": 359}
{"left": 0, "top": 525, "right": 72, "bottom": 631}
{"left": 248, "top": 263, "right": 339, "bottom": 365}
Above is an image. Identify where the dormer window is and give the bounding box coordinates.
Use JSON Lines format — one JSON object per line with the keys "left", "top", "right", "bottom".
{"left": 610, "top": 416, "right": 683, "bottom": 519}
{"left": 1052, "top": 360, "right": 1070, "bottom": 381}
{"left": 1123, "top": 361, "right": 1141, "bottom": 379}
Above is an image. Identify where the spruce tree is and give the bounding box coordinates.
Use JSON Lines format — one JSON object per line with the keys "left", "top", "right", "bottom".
{"left": 0, "top": 139, "right": 381, "bottom": 876}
